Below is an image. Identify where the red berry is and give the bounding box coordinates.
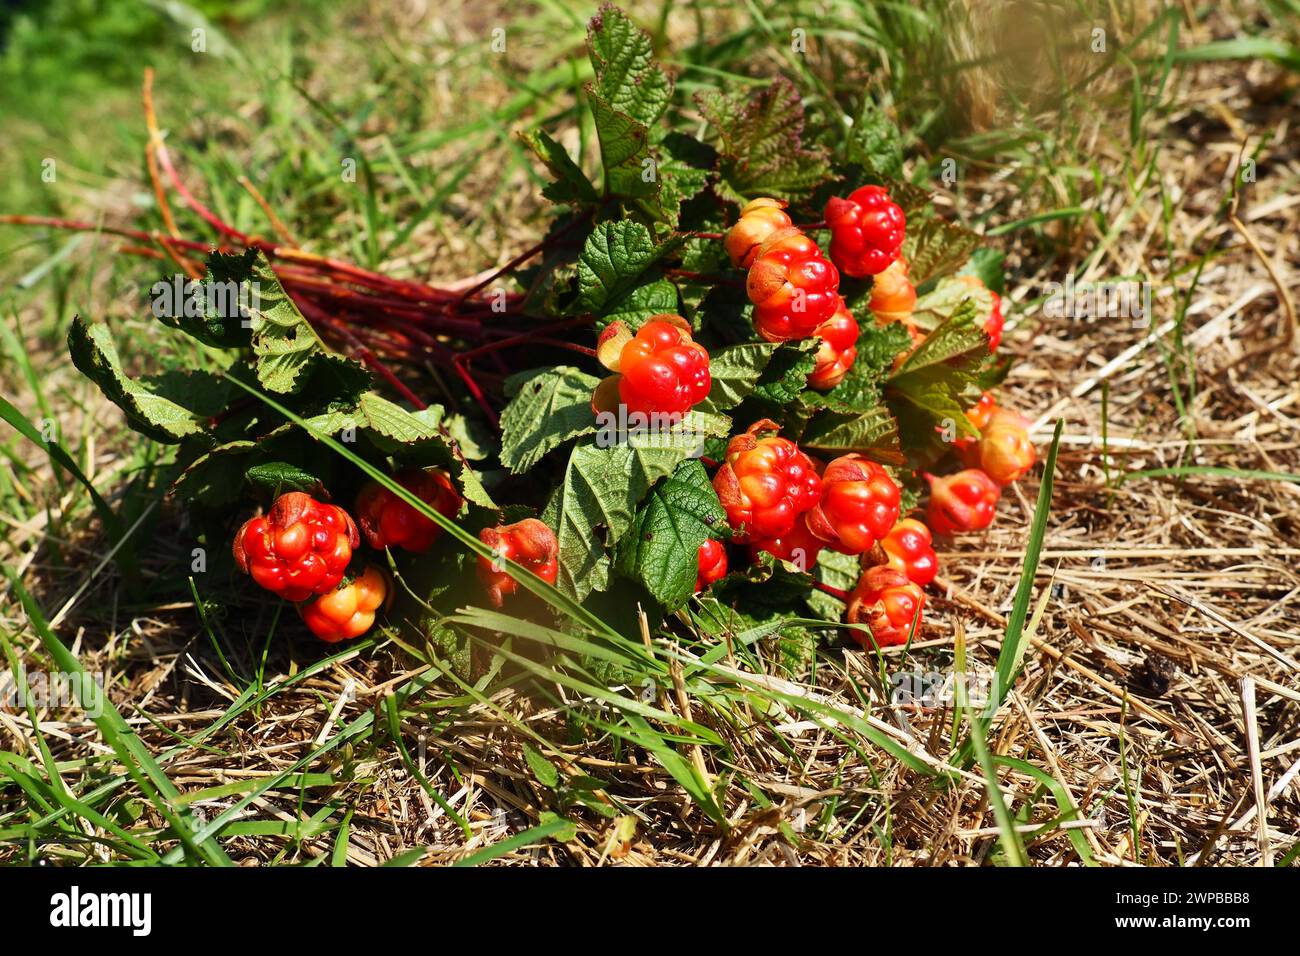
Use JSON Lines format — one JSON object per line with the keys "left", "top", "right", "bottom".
{"left": 355, "top": 467, "right": 461, "bottom": 553}
{"left": 877, "top": 518, "right": 938, "bottom": 587}
{"left": 233, "top": 492, "right": 360, "bottom": 603}
{"left": 748, "top": 515, "right": 824, "bottom": 572}
{"left": 986, "top": 291, "right": 1005, "bottom": 351}
{"left": 805, "top": 455, "right": 901, "bottom": 555}
{"left": 825, "top": 185, "right": 906, "bottom": 278}
{"left": 615, "top": 319, "right": 711, "bottom": 417}
{"left": 747, "top": 231, "right": 841, "bottom": 342}
{"left": 925, "top": 469, "right": 1000, "bottom": 536}
{"left": 712, "top": 420, "right": 822, "bottom": 542}
{"left": 695, "top": 539, "right": 728, "bottom": 591}
{"left": 299, "top": 565, "right": 388, "bottom": 643}
{"left": 960, "top": 407, "right": 1036, "bottom": 486}
{"left": 807, "top": 298, "right": 859, "bottom": 390}
{"left": 725, "top": 198, "right": 795, "bottom": 269}
{"left": 847, "top": 566, "right": 925, "bottom": 649}
{"left": 476, "top": 519, "right": 559, "bottom": 607}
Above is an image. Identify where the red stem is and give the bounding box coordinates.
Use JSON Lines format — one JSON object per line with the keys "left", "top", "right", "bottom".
{"left": 814, "top": 581, "right": 850, "bottom": 601}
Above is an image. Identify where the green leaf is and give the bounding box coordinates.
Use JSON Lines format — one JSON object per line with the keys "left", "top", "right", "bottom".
{"left": 655, "top": 132, "right": 715, "bottom": 227}
{"left": 68, "top": 316, "right": 224, "bottom": 444}
{"left": 150, "top": 249, "right": 256, "bottom": 348}
{"left": 886, "top": 297, "right": 988, "bottom": 462}
{"left": 519, "top": 129, "right": 599, "bottom": 205}
{"left": 244, "top": 461, "right": 326, "bottom": 498}
{"left": 749, "top": 339, "right": 818, "bottom": 406}
{"left": 587, "top": 91, "right": 659, "bottom": 201}
{"left": 846, "top": 100, "right": 904, "bottom": 180}
{"left": 798, "top": 321, "right": 909, "bottom": 462}
{"left": 697, "top": 77, "right": 832, "bottom": 203}
{"left": 960, "top": 247, "right": 1006, "bottom": 296}
{"left": 303, "top": 394, "right": 494, "bottom": 508}
{"left": 173, "top": 440, "right": 258, "bottom": 507}
{"left": 698, "top": 342, "right": 779, "bottom": 413}
{"left": 800, "top": 404, "right": 901, "bottom": 462}
{"left": 587, "top": 4, "right": 672, "bottom": 128}
{"left": 522, "top": 743, "right": 561, "bottom": 789}
{"left": 616, "top": 459, "right": 726, "bottom": 610}
{"left": 500, "top": 366, "right": 601, "bottom": 474}
{"left": 903, "top": 211, "right": 981, "bottom": 288}
{"left": 602, "top": 279, "right": 679, "bottom": 327}
{"left": 573, "top": 221, "right": 683, "bottom": 325}
{"left": 544, "top": 439, "right": 698, "bottom": 602}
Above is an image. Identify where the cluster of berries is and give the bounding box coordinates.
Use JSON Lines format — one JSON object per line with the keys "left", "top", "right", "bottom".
{"left": 694, "top": 387, "right": 1037, "bottom": 648}
{"left": 232, "top": 470, "right": 559, "bottom": 642}
{"left": 725, "top": 188, "right": 907, "bottom": 391}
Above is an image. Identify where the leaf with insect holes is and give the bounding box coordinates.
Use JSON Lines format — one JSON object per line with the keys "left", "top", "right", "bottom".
{"left": 697, "top": 341, "right": 780, "bottom": 414}
{"left": 902, "top": 211, "right": 981, "bottom": 288}
{"left": 696, "top": 77, "right": 832, "bottom": 203}
{"left": 500, "top": 366, "right": 601, "bottom": 474}
{"left": 187, "top": 249, "right": 370, "bottom": 397}
{"left": 68, "top": 316, "right": 228, "bottom": 444}
{"left": 573, "top": 221, "right": 684, "bottom": 326}
{"left": 151, "top": 249, "right": 256, "bottom": 348}
{"left": 519, "top": 130, "right": 599, "bottom": 205}
{"left": 616, "top": 459, "right": 726, "bottom": 610}
{"left": 886, "top": 297, "right": 988, "bottom": 462}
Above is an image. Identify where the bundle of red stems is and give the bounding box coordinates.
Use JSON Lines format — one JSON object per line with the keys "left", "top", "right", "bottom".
{"left": 0, "top": 70, "right": 601, "bottom": 428}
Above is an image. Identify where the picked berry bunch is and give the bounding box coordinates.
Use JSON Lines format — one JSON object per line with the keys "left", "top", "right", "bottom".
{"left": 54, "top": 4, "right": 1044, "bottom": 672}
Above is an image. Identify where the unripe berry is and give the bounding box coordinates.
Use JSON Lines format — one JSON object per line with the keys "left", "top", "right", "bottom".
{"left": 825, "top": 185, "right": 906, "bottom": 278}
{"left": 233, "top": 492, "right": 360, "bottom": 603}
{"left": 868, "top": 257, "right": 917, "bottom": 325}
{"left": 962, "top": 407, "right": 1036, "bottom": 485}
{"left": 615, "top": 319, "right": 712, "bottom": 417}
{"left": 299, "top": 565, "right": 389, "bottom": 643}
{"left": 748, "top": 515, "right": 824, "bottom": 572}
{"left": 876, "top": 518, "right": 939, "bottom": 587}
{"left": 725, "top": 198, "right": 795, "bottom": 269}
{"left": 355, "top": 467, "right": 461, "bottom": 553}
{"left": 925, "top": 469, "right": 1000, "bottom": 536}
{"left": 804, "top": 455, "right": 901, "bottom": 555}
{"left": 951, "top": 391, "right": 996, "bottom": 456}
{"left": 847, "top": 566, "right": 925, "bottom": 649}
{"left": 807, "top": 299, "right": 859, "bottom": 390}
{"left": 695, "top": 539, "right": 728, "bottom": 592}
{"left": 748, "top": 232, "right": 842, "bottom": 342}
{"left": 712, "top": 420, "right": 822, "bottom": 542}
{"left": 476, "top": 519, "right": 560, "bottom": 607}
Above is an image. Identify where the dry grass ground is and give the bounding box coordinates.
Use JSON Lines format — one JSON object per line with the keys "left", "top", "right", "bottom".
{"left": 0, "top": 1, "right": 1297, "bottom": 866}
